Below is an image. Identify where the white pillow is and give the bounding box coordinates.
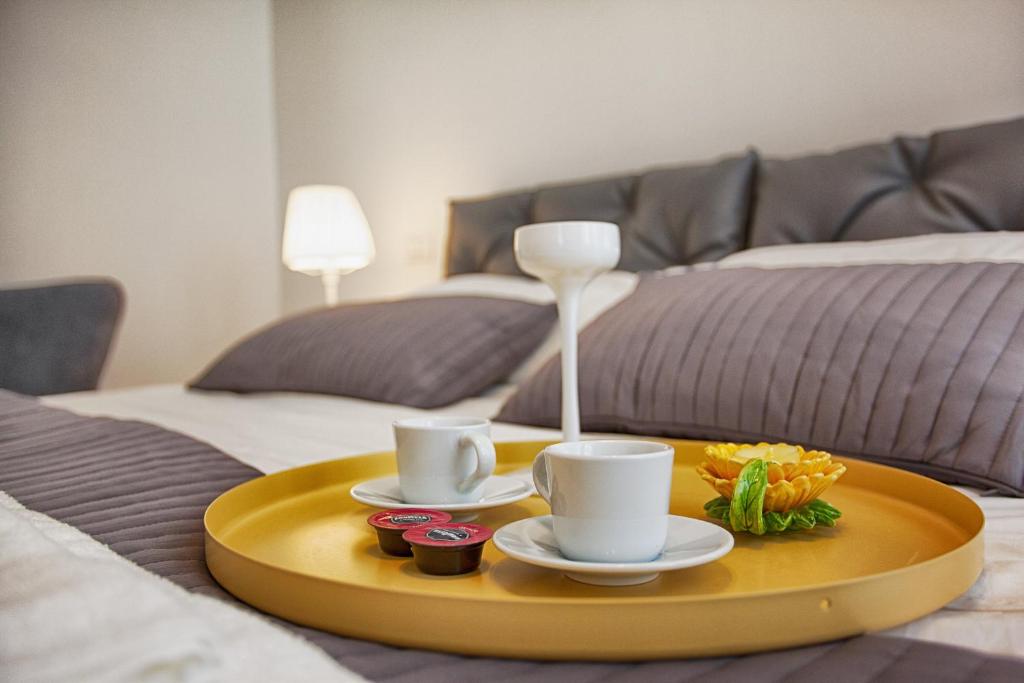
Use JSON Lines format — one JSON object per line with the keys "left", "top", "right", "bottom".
{"left": 413, "top": 272, "right": 639, "bottom": 383}
{"left": 718, "top": 231, "right": 1024, "bottom": 269}
{"left": 410, "top": 273, "right": 554, "bottom": 304}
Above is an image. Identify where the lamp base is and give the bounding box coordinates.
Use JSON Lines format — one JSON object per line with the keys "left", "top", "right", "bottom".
{"left": 321, "top": 271, "right": 341, "bottom": 306}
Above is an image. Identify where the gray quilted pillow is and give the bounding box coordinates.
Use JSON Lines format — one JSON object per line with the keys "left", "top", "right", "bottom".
{"left": 498, "top": 262, "right": 1024, "bottom": 494}
{"left": 193, "top": 297, "right": 555, "bottom": 408}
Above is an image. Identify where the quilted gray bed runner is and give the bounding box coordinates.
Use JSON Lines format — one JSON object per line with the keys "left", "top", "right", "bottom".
{"left": 1, "top": 390, "right": 1021, "bottom": 682}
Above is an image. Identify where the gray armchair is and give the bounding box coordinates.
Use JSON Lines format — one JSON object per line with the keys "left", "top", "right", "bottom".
{"left": 0, "top": 279, "right": 123, "bottom": 395}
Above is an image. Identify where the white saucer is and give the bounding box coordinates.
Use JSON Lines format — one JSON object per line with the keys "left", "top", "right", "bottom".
{"left": 493, "top": 515, "right": 734, "bottom": 586}
{"left": 349, "top": 475, "right": 533, "bottom": 518}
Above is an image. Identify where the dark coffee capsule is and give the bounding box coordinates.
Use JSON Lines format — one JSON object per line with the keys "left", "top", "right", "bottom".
{"left": 402, "top": 523, "right": 493, "bottom": 575}
{"left": 367, "top": 509, "right": 452, "bottom": 556}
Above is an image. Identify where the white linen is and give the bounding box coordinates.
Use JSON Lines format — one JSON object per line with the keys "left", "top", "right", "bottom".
{"left": 44, "top": 386, "right": 1024, "bottom": 659}
{"left": 879, "top": 486, "right": 1024, "bottom": 655}
{"left": 409, "top": 273, "right": 557, "bottom": 304}
{"left": 717, "top": 231, "right": 1024, "bottom": 269}
{"left": 0, "top": 491, "right": 361, "bottom": 683}
{"left": 413, "top": 271, "right": 639, "bottom": 383}
{"left": 47, "top": 384, "right": 554, "bottom": 474}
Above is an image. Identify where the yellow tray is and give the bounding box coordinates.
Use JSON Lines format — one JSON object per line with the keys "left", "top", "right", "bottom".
{"left": 204, "top": 440, "right": 984, "bottom": 660}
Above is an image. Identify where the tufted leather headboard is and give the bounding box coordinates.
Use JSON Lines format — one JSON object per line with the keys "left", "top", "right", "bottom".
{"left": 446, "top": 152, "right": 758, "bottom": 276}
{"left": 750, "top": 116, "right": 1024, "bottom": 247}
{"left": 446, "top": 116, "right": 1024, "bottom": 276}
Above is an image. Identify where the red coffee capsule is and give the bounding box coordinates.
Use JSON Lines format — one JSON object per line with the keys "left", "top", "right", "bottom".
{"left": 367, "top": 509, "right": 452, "bottom": 556}
{"left": 402, "top": 523, "right": 494, "bottom": 575}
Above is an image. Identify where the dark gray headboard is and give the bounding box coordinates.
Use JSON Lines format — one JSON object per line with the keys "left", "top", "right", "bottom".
{"left": 446, "top": 116, "right": 1024, "bottom": 276}
{"left": 446, "top": 152, "right": 758, "bottom": 276}
{"left": 750, "top": 116, "right": 1024, "bottom": 247}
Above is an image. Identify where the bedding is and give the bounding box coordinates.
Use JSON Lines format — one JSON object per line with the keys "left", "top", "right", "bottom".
{"left": 718, "top": 231, "right": 1024, "bottom": 270}
{"left": 9, "top": 389, "right": 1023, "bottom": 680}
{"left": 413, "top": 271, "right": 639, "bottom": 383}
{"left": 0, "top": 492, "right": 356, "bottom": 683}
{"left": 498, "top": 261, "right": 1024, "bottom": 495}
{"left": 43, "top": 384, "right": 1024, "bottom": 661}
{"left": 191, "top": 295, "right": 555, "bottom": 408}
{"left": 44, "top": 383, "right": 554, "bottom": 474}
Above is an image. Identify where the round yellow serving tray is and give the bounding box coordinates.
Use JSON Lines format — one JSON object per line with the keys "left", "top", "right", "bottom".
{"left": 204, "top": 440, "right": 984, "bottom": 661}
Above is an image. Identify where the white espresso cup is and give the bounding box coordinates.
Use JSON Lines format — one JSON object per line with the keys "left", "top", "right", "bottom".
{"left": 393, "top": 417, "right": 496, "bottom": 504}
{"left": 532, "top": 440, "right": 674, "bottom": 563}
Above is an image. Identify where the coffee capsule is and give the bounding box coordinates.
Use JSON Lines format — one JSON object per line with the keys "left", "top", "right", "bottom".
{"left": 403, "top": 523, "right": 493, "bottom": 575}
{"left": 367, "top": 509, "right": 452, "bottom": 556}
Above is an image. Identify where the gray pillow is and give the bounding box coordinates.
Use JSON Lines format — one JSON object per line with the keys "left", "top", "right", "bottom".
{"left": 498, "top": 262, "right": 1024, "bottom": 495}
{"left": 192, "top": 297, "right": 555, "bottom": 408}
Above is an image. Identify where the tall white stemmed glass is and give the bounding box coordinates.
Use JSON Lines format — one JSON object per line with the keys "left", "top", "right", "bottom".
{"left": 513, "top": 222, "right": 621, "bottom": 442}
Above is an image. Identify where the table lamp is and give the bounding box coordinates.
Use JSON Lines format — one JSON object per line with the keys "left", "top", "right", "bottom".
{"left": 282, "top": 185, "right": 376, "bottom": 306}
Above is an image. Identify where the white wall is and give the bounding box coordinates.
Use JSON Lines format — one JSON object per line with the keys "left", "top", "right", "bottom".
{"left": 273, "top": 0, "right": 1024, "bottom": 313}
{"left": 0, "top": 0, "right": 280, "bottom": 387}
{"left": 4, "top": 1, "right": 1022, "bottom": 386}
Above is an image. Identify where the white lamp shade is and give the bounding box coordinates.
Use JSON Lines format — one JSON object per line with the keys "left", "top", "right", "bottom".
{"left": 282, "top": 185, "right": 376, "bottom": 274}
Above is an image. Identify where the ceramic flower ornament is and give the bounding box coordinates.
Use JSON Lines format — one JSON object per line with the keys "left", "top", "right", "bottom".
{"left": 698, "top": 443, "right": 846, "bottom": 534}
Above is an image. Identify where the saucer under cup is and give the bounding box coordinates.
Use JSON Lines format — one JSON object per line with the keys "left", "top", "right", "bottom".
{"left": 349, "top": 474, "right": 532, "bottom": 521}
{"left": 494, "top": 514, "right": 734, "bottom": 586}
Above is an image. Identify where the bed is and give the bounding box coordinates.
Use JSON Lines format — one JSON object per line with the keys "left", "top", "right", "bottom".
{"left": 3, "top": 115, "right": 1024, "bottom": 682}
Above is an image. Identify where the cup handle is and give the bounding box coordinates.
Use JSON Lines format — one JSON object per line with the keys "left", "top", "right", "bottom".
{"left": 532, "top": 450, "right": 551, "bottom": 503}
{"left": 458, "top": 432, "right": 496, "bottom": 494}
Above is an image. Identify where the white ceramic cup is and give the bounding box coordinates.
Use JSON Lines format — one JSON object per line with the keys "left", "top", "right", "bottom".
{"left": 532, "top": 440, "right": 674, "bottom": 563}
{"left": 393, "top": 417, "right": 496, "bottom": 504}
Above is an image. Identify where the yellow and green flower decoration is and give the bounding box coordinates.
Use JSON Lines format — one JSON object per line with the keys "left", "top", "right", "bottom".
{"left": 698, "top": 442, "right": 846, "bottom": 534}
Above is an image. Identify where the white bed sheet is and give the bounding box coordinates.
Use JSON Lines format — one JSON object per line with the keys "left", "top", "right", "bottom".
{"left": 44, "top": 385, "right": 1024, "bottom": 659}
{"left": 46, "top": 384, "right": 554, "bottom": 474}
{"left": 0, "top": 491, "right": 357, "bottom": 683}
{"left": 717, "top": 231, "right": 1024, "bottom": 269}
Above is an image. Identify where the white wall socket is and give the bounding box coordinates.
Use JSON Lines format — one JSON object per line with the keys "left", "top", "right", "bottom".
{"left": 404, "top": 232, "right": 439, "bottom": 265}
